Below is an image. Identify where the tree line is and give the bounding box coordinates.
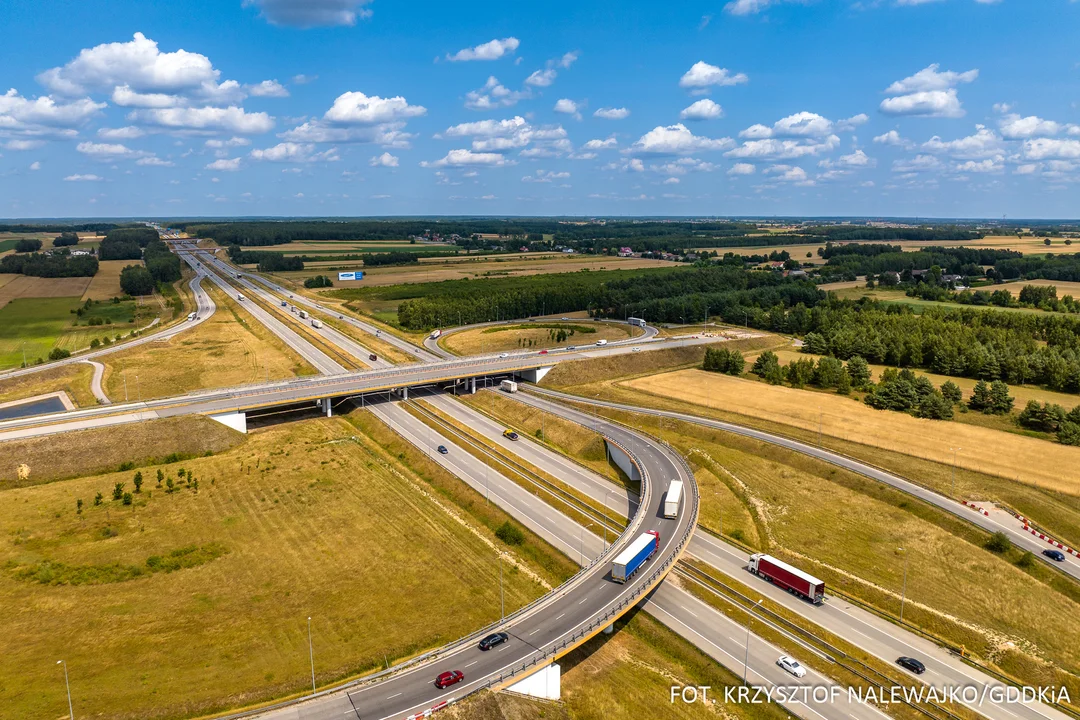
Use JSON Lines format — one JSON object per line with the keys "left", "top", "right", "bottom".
{"left": 226, "top": 246, "right": 304, "bottom": 271}
{"left": 0, "top": 252, "right": 98, "bottom": 277}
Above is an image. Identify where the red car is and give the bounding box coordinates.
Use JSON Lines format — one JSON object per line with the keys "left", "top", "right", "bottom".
{"left": 538, "top": 349, "right": 548, "bottom": 354}
{"left": 435, "top": 670, "right": 464, "bottom": 689}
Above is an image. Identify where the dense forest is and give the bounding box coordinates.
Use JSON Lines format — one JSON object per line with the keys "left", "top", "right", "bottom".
{"left": 801, "top": 300, "right": 1080, "bottom": 392}
{"left": 820, "top": 244, "right": 1022, "bottom": 280}
{"left": 803, "top": 226, "right": 985, "bottom": 242}
{"left": 99, "top": 228, "right": 158, "bottom": 261}
{"left": 0, "top": 223, "right": 117, "bottom": 233}
{"left": 336, "top": 265, "right": 824, "bottom": 331}
{"left": 0, "top": 252, "right": 98, "bottom": 277}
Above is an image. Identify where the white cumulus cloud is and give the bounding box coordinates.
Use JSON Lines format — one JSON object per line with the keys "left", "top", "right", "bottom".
{"left": 680, "top": 99, "right": 723, "bottom": 121}
{"left": 421, "top": 149, "right": 514, "bottom": 167}
{"left": 370, "top": 151, "right": 399, "bottom": 167}
{"left": 631, "top": 124, "right": 734, "bottom": 154}
{"left": 129, "top": 106, "right": 274, "bottom": 134}
{"left": 247, "top": 80, "right": 289, "bottom": 98}
{"left": 206, "top": 157, "right": 241, "bottom": 171}
{"left": 880, "top": 64, "right": 978, "bottom": 119}
{"left": 594, "top": 107, "right": 630, "bottom": 120}
{"left": 250, "top": 142, "right": 339, "bottom": 163}
{"left": 678, "top": 61, "right": 748, "bottom": 93}
{"left": 447, "top": 37, "right": 520, "bottom": 62}
{"left": 525, "top": 69, "right": 557, "bottom": 87}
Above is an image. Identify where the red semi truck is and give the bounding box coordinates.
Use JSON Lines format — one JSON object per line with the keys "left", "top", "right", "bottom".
{"left": 747, "top": 553, "right": 826, "bottom": 604}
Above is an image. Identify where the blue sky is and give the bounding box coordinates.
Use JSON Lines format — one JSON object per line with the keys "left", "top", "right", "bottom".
{"left": 1, "top": 0, "right": 1078, "bottom": 219}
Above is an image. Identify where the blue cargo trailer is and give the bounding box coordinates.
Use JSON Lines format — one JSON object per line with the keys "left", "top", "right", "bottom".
{"left": 611, "top": 531, "right": 660, "bottom": 583}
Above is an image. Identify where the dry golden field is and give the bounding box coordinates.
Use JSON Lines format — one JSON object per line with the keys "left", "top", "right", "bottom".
{"left": 992, "top": 278, "right": 1080, "bottom": 297}
{"left": 0, "top": 275, "right": 91, "bottom": 309}
{"left": 273, "top": 254, "right": 680, "bottom": 288}
{"left": 0, "top": 417, "right": 556, "bottom": 720}
{"left": 101, "top": 286, "right": 316, "bottom": 400}
{"left": 624, "top": 368, "right": 1080, "bottom": 495}
{"left": 82, "top": 259, "right": 135, "bottom": 300}
{"left": 441, "top": 322, "right": 640, "bottom": 356}
{"left": 0, "top": 363, "right": 96, "bottom": 410}
{"left": 762, "top": 348, "right": 1080, "bottom": 411}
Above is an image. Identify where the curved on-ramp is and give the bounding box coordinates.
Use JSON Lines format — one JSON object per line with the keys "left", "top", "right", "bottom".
{"left": 240, "top": 399, "right": 698, "bottom": 720}
{"left": 422, "top": 318, "right": 660, "bottom": 360}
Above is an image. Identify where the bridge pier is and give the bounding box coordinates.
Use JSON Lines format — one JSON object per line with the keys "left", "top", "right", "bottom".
{"left": 506, "top": 662, "right": 561, "bottom": 701}
{"left": 604, "top": 439, "right": 642, "bottom": 483}
{"left": 470, "top": 377, "right": 476, "bottom": 394}
{"left": 208, "top": 410, "right": 248, "bottom": 434}
{"left": 519, "top": 366, "right": 553, "bottom": 384}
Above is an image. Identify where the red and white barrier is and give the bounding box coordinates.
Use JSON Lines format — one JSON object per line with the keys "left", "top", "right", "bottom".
{"left": 1020, "top": 523, "right": 1077, "bottom": 555}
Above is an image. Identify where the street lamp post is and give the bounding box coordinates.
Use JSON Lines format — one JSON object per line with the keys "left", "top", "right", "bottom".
{"left": 57, "top": 660, "right": 73, "bottom": 720}
{"left": 898, "top": 547, "right": 910, "bottom": 623}
{"left": 499, "top": 551, "right": 505, "bottom": 621}
{"left": 307, "top": 616, "right": 316, "bottom": 695}
{"left": 579, "top": 522, "right": 594, "bottom": 566}
{"left": 742, "top": 599, "right": 763, "bottom": 686}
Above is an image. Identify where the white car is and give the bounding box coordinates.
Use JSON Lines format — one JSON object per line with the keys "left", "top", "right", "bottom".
{"left": 632, "top": 347, "right": 641, "bottom": 352}
{"left": 777, "top": 655, "right": 807, "bottom": 678}
{"left": 498, "top": 353, "right": 509, "bottom": 359}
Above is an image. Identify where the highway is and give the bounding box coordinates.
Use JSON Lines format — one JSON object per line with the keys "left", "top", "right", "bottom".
{"left": 529, "top": 387, "right": 1080, "bottom": 582}
{"left": 0, "top": 262, "right": 216, "bottom": 383}
{"left": 352, "top": 398, "right": 889, "bottom": 720}
{"left": 251, "top": 388, "right": 697, "bottom": 720}
{"left": 190, "top": 244, "right": 440, "bottom": 364}
{"left": 186, "top": 247, "right": 394, "bottom": 370}
{"left": 422, "top": 389, "right": 1074, "bottom": 720}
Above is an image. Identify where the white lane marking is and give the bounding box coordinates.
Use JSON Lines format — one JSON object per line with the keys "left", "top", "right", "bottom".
{"left": 578, "top": 596, "right": 588, "bottom": 605}
{"left": 386, "top": 692, "right": 402, "bottom": 699}
{"left": 464, "top": 661, "right": 477, "bottom": 668}
{"left": 529, "top": 628, "right": 541, "bottom": 636}
{"left": 556, "top": 613, "right": 565, "bottom": 620}
{"left": 681, "top": 605, "right": 699, "bottom": 618}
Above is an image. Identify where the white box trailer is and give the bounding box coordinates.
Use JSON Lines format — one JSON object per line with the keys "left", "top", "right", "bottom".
{"left": 298, "top": 310, "right": 309, "bottom": 320}
{"left": 663, "top": 480, "right": 683, "bottom": 519}
{"left": 500, "top": 379, "right": 518, "bottom": 393}
{"left": 611, "top": 531, "right": 659, "bottom": 583}
{"left": 628, "top": 317, "right": 646, "bottom": 328}
{"left": 311, "top": 318, "right": 323, "bottom": 329}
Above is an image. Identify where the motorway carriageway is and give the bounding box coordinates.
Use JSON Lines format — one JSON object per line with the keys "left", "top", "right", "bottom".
{"left": 254, "top": 386, "right": 696, "bottom": 720}
{"left": 388, "top": 390, "right": 890, "bottom": 720}
{"left": 185, "top": 248, "right": 393, "bottom": 371}
{"left": 424, "top": 389, "right": 1071, "bottom": 720}
{"left": 528, "top": 388, "right": 1080, "bottom": 586}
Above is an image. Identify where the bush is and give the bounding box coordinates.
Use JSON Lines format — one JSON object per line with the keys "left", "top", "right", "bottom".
{"left": 14, "top": 238, "right": 43, "bottom": 253}
{"left": 940, "top": 380, "right": 962, "bottom": 404}
{"left": 495, "top": 521, "right": 525, "bottom": 545}
{"left": 48, "top": 348, "right": 71, "bottom": 361}
{"left": 54, "top": 232, "right": 79, "bottom": 247}
{"left": 119, "top": 265, "right": 155, "bottom": 296}
{"left": 985, "top": 531, "right": 1012, "bottom": 554}
{"left": 304, "top": 274, "right": 334, "bottom": 289}
{"left": 703, "top": 347, "right": 745, "bottom": 375}
{"left": 1018, "top": 400, "right": 1066, "bottom": 433}
{"left": 112, "top": 482, "right": 125, "bottom": 500}
{"left": 1017, "top": 551, "right": 1036, "bottom": 569}
{"left": 122, "top": 492, "right": 133, "bottom": 506}
{"left": 1058, "top": 421, "right": 1080, "bottom": 446}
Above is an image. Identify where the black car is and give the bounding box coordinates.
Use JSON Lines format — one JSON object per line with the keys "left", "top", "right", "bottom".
{"left": 896, "top": 656, "right": 926, "bottom": 674}
{"left": 1043, "top": 549, "right": 1066, "bottom": 562}
{"left": 437, "top": 445, "right": 449, "bottom": 455}
{"left": 478, "top": 632, "right": 509, "bottom": 651}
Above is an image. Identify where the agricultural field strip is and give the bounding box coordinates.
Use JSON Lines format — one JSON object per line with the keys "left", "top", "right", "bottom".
{"left": 529, "top": 388, "right": 1080, "bottom": 583}
{"left": 186, "top": 244, "right": 438, "bottom": 363}
{"left": 486, "top": 391, "right": 1073, "bottom": 720}
{"left": 389, "top": 396, "right": 889, "bottom": 720}
{"left": 253, "top": 397, "right": 690, "bottom": 720}
{"left": 0, "top": 261, "right": 215, "bottom": 382}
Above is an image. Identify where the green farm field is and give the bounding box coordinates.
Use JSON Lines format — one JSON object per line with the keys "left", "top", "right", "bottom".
{"left": 0, "top": 296, "right": 82, "bottom": 368}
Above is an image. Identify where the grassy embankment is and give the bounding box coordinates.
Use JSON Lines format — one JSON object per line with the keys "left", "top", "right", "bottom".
{"left": 523, "top": 346, "right": 1080, "bottom": 702}
{"left": 101, "top": 285, "right": 316, "bottom": 400}
{"left": 0, "top": 414, "right": 572, "bottom": 719}
{"left": 441, "top": 322, "right": 639, "bottom": 356}
{"left": 0, "top": 361, "right": 96, "bottom": 408}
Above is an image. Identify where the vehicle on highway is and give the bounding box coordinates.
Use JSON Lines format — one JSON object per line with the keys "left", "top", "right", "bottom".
{"left": 748, "top": 554, "right": 825, "bottom": 604}
{"left": 663, "top": 480, "right": 683, "bottom": 519}
{"left": 538, "top": 349, "right": 548, "bottom": 354}
{"left": 237, "top": 293, "right": 245, "bottom": 301}
{"left": 280, "top": 300, "right": 286, "bottom": 307}
{"left": 896, "top": 656, "right": 925, "bottom": 674}
{"left": 299, "top": 310, "right": 309, "bottom": 320}
{"left": 596, "top": 339, "right": 608, "bottom": 346}
{"left": 503, "top": 429, "right": 519, "bottom": 441}
{"left": 632, "top": 347, "right": 641, "bottom": 352}
{"left": 437, "top": 445, "right": 448, "bottom": 455}
{"left": 628, "top": 316, "right": 647, "bottom": 328}
{"left": 777, "top": 655, "right": 807, "bottom": 678}
{"left": 612, "top": 531, "right": 660, "bottom": 583}
{"left": 500, "top": 379, "right": 518, "bottom": 393}
{"left": 187, "top": 311, "right": 197, "bottom": 321}
{"left": 478, "top": 632, "right": 509, "bottom": 650}
{"left": 567, "top": 345, "right": 577, "bottom": 350}
{"left": 561, "top": 317, "right": 568, "bottom": 320}
{"left": 311, "top": 319, "right": 323, "bottom": 329}
{"left": 1044, "top": 549, "right": 1066, "bottom": 562}
{"left": 434, "top": 670, "right": 464, "bottom": 688}
{"left": 369, "top": 353, "right": 377, "bottom": 361}
{"left": 430, "top": 328, "right": 442, "bottom": 339}
{"left": 498, "top": 352, "right": 509, "bottom": 358}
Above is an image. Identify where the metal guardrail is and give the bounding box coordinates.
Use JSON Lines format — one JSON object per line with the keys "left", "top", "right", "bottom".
{"left": 210, "top": 395, "right": 680, "bottom": 720}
